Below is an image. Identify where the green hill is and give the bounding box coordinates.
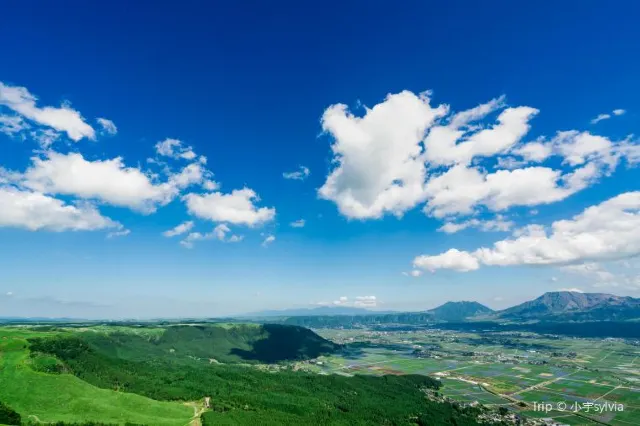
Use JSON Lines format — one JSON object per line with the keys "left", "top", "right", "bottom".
{"left": 0, "top": 323, "right": 488, "bottom": 425}
{"left": 66, "top": 323, "right": 339, "bottom": 364}
{"left": 0, "top": 328, "right": 192, "bottom": 425}
{"left": 427, "top": 301, "right": 494, "bottom": 321}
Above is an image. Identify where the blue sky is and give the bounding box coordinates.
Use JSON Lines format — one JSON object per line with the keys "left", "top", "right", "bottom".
{"left": 1, "top": 1, "right": 639, "bottom": 318}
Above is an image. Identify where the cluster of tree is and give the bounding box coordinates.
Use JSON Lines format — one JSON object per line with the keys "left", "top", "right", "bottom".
{"left": 0, "top": 400, "right": 21, "bottom": 426}
{"left": 29, "top": 334, "right": 488, "bottom": 425}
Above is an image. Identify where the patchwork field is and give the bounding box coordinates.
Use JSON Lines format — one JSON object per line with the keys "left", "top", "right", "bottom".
{"left": 310, "top": 328, "right": 640, "bottom": 425}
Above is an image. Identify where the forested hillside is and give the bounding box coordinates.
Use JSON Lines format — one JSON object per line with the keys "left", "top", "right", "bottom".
{"left": 16, "top": 325, "right": 488, "bottom": 425}
{"left": 67, "top": 323, "right": 339, "bottom": 364}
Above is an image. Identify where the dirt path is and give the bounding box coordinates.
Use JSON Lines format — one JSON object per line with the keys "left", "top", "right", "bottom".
{"left": 184, "top": 401, "right": 206, "bottom": 426}
{"left": 28, "top": 414, "right": 43, "bottom": 423}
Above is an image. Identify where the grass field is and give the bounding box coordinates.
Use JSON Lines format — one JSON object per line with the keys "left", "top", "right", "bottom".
{"left": 0, "top": 328, "right": 193, "bottom": 425}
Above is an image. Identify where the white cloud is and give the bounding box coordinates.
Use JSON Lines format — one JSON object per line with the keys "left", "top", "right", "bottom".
{"left": 512, "top": 140, "right": 553, "bottom": 162}
{"left": 425, "top": 105, "right": 539, "bottom": 166}
{"left": 415, "top": 191, "right": 640, "bottom": 272}
{"left": 402, "top": 270, "right": 423, "bottom": 277}
{"left": 290, "top": 219, "right": 305, "bottom": 228}
{"left": 163, "top": 221, "right": 194, "bottom": 237}
{"left": 0, "top": 115, "right": 29, "bottom": 136}
{"left": 590, "top": 113, "right": 611, "bottom": 124}
{"left": 414, "top": 248, "right": 480, "bottom": 272}
{"left": 227, "top": 234, "right": 244, "bottom": 243}
{"left": 323, "top": 295, "right": 378, "bottom": 308}
{"left": 438, "top": 215, "right": 514, "bottom": 234}
{"left": 552, "top": 131, "right": 616, "bottom": 167}
{"left": 179, "top": 224, "right": 243, "bottom": 248}
{"left": 213, "top": 224, "right": 231, "bottom": 240}
{"left": 447, "top": 95, "right": 505, "bottom": 128}
{"left": 184, "top": 188, "right": 275, "bottom": 226}
{"left": 24, "top": 152, "right": 202, "bottom": 212}
{"left": 591, "top": 109, "right": 626, "bottom": 124}
{"left": 354, "top": 295, "right": 377, "bottom": 308}
{"left": 283, "top": 166, "right": 310, "bottom": 180}
{"left": 423, "top": 165, "right": 580, "bottom": 218}
{"left": 96, "top": 118, "right": 117, "bottom": 135}
{"left": 107, "top": 229, "right": 130, "bottom": 238}
{"left": 318, "top": 90, "right": 639, "bottom": 226}
{"left": 319, "top": 91, "right": 447, "bottom": 219}
{"left": 30, "top": 129, "right": 60, "bottom": 148}
{"left": 202, "top": 180, "right": 220, "bottom": 191}
{"left": 494, "top": 156, "right": 528, "bottom": 170}
{"left": 0, "top": 186, "right": 120, "bottom": 232}
{"left": 155, "top": 138, "right": 196, "bottom": 160}
{"left": 261, "top": 234, "right": 275, "bottom": 247}
{"left": 557, "top": 287, "right": 584, "bottom": 293}
{"left": 0, "top": 81, "right": 95, "bottom": 141}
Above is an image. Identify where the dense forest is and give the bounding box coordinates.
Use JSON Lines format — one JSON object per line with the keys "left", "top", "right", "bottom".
{"left": 0, "top": 400, "right": 21, "bottom": 425}
{"left": 27, "top": 329, "right": 489, "bottom": 425}
{"left": 71, "top": 323, "right": 339, "bottom": 364}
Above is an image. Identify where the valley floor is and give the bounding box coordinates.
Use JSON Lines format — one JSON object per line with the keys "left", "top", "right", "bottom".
{"left": 297, "top": 328, "right": 640, "bottom": 426}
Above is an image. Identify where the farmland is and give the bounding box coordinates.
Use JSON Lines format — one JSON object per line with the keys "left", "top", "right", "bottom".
{"left": 291, "top": 327, "right": 640, "bottom": 425}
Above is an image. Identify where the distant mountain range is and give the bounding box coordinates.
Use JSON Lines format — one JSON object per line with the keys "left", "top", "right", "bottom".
{"left": 497, "top": 291, "right": 640, "bottom": 321}
{"left": 273, "top": 291, "right": 640, "bottom": 328}
{"left": 5, "top": 291, "right": 638, "bottom": 325}
{"left": 240, "top": 306, "right": 396, "bottom": 317}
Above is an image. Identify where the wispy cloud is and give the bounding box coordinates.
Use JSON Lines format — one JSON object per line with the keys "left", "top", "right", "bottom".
{"left": 283, "top": 166, "right": 310, "bottom": 180}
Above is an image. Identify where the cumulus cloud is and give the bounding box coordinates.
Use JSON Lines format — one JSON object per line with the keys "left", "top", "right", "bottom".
{"left": 155, "top": 138, "right": 196, "bottom": 161}
{"left": 425, "top": 104, "right": 539, "bottom": 166}
{"left": 318, "top": 90, "right": 638, "bottom": 227}
{"left": 96, "top": 118, "right": 117, "bottom": 135}
{"left": 0, "top": 81, "right": 95, "bottom": 141}
{"left": 414, "top": 191, "right": 640, "bottom": 272}
{"left": 612, "top": 109, "right": 626, "bottom": 116}
{"left": 319, "top": 91, "right": 447, "bottom": 219}
{"left": 0, "top": 186, "right": 120, "bottom": 232}
{"left": 414, "top": 248, "right": 480, "bottom": 272}
{"left": 23, "top": 152, "right": 203, "bottom": 213}
{"left": 163, "top": 221, "right": 194, "bottom": 237}
{"left": 179, "top": 224, "right": 243, "bottom": 248}
{"left": 261, "top": 234, "right": 275, "bottom": 247}
{"left": 424, "top": 165, "right": 581, "bottom": 218}
{"left": 184, "top": 188, "right": 275, "bottom": 226}
{"left": 290, "top": 219, "right": 305, "bottom": 228}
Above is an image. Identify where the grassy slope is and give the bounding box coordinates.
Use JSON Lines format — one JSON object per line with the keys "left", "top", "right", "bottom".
{"left": 0, "top": 328, "right": 192, "bottom": 425}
